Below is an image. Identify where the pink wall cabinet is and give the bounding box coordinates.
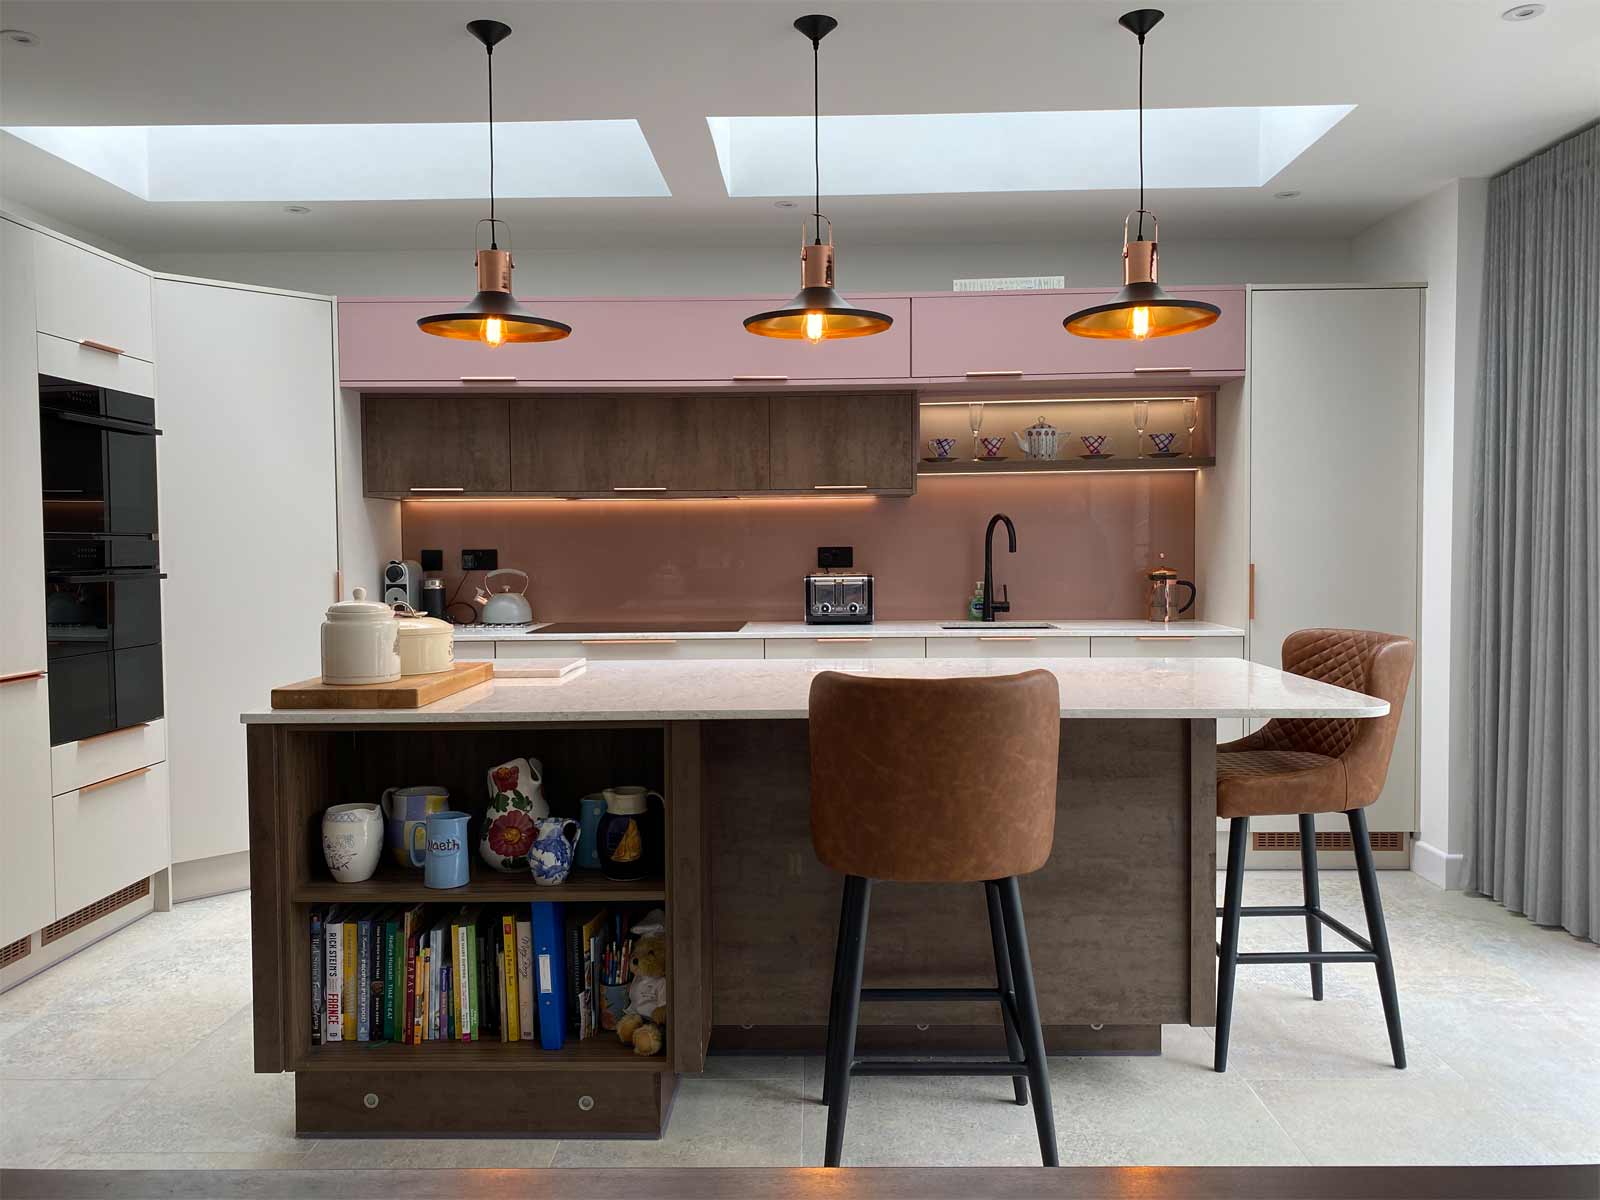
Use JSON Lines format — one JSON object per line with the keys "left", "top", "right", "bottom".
{"left": 338, "top": 296, "right": 912, "bottom": 386}
{"left": 909, "top": 287, "right": 1244, "bottom": 383}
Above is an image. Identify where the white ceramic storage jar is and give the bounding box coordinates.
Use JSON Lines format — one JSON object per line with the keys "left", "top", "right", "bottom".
{"left": 321, "top": 587, "right": 401, "bottom": 685}
{"left": 395, "top": 613, "right": 455, "bottom": 676}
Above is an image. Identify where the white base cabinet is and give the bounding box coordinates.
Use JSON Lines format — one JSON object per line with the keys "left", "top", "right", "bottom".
{"left": 52, "top": 762, "right": 170, "bottom": 917}
{"left": 0, "top": 674, "right": 56, "bottom": 945}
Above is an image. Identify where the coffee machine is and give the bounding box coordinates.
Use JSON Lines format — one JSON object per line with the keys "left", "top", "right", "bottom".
{"left": 382, "top": 559, "right": 424, "bottom": 609}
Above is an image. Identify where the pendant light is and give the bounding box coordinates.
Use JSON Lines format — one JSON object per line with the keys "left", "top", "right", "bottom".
{"left": 743, "top": 14, "right": 893, "bottom": 343}
{"left": 418, "top": 19, "right": 570, "bottom": 347}
{"left": 1063, "top": 10, "right": 1220, "bottom": 341}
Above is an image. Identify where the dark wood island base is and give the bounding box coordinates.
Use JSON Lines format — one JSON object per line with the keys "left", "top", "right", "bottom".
{"left": 247, "top": 716, "right": 1216, "bottom": 1138}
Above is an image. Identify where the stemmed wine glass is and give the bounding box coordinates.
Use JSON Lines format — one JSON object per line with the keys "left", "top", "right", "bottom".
{"left": 1133, "top": 401, "right": 1149, "bottom": 460}
{"left": 968, "top": 401, "right": 985, "bottom": 460}
{"left": 1183, "top": 398, "right": 1199, "bottom": 457}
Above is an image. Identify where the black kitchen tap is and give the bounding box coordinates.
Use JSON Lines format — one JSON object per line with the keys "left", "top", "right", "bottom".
{"left": 982, "top": 513, "right": 1016, "bottom": 622}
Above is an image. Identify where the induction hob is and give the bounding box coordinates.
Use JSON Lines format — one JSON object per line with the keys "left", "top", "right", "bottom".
{"left": 533, "top": 620, "right": 748, "bottom": 635}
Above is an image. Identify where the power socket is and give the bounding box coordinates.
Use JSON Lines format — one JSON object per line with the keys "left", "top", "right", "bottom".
{"left": 461, "top": 548, "right": 498, "bottom": 572}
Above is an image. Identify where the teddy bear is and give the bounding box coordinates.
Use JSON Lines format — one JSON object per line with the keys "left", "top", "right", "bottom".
{"left": 616, "top": 934, "right": 668, "bottom": 1056}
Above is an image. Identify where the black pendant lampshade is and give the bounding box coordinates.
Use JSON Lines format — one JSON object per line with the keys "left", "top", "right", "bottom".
{"left": 1063, "top": 10, "right": 1220, "bottom": 341}
{"left": 418, "top": 19, "right": 570, "bottom": 346}
{"left": 744, "top": 14, "right": 893, "bottom": 342}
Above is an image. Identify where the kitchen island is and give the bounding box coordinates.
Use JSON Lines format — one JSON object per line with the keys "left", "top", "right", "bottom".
{"left": 243, "top": 656, "right": 1385, "bottom": 1138}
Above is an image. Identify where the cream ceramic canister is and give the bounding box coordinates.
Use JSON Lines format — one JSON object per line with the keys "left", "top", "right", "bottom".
{"left": 320, "top": 588, "right": 400, "bottom": 685}
{"left": 480, "top": 757, "right": 550, "bottom": 872}
{"left": 321, "top": 803, "right": 383, "bottom": 883}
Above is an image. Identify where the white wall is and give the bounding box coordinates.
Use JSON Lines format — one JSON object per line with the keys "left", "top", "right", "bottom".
{"left": 1351, "top": 179, "right": 1486, "bottom": 889}
{"left": 140, "top": 236, "right": 1356, "bottom": 298}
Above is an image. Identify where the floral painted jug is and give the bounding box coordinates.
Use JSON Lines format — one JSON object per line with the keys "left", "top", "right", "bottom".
{"left": 479, "top": 757, "right": 550, "bottom": 873}
{"left": 529, "top": 818, "right": 581, "bottom": 886}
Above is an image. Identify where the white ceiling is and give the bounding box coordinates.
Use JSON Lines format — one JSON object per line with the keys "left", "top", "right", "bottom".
{"left": 1, "top": 0, "right": 1597, "bottom": 254}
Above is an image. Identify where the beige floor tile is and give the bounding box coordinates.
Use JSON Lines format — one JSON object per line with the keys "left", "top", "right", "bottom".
{"left": 303, "top": 1138, "right": 558, "bottom": 1168}
{"left": 53, "top": 1151, "right": 313, "bottom": 1170}
{"left": 0, "top": 1078, "right": 149, "bottom": 1168}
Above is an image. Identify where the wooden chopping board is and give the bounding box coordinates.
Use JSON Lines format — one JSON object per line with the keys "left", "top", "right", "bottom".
{"left": 271, "top": 660, "right": 494, "bottom": 709}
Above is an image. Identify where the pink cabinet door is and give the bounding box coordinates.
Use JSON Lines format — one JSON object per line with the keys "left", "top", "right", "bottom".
{"left": 338, "top": 296, "right": 911, "bottom": 384}
{"left": 910, "top": 287, "right": 1245, "bottom": 380}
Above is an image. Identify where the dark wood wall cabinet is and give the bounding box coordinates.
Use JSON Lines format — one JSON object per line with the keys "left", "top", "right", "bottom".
{"left": 362, "top": 390, "right": 918, "bottom": 499}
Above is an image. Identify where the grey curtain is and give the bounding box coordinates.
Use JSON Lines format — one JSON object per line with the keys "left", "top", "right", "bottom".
{"left": 1465, "top": 124, "right": 1599, "bottom": 941}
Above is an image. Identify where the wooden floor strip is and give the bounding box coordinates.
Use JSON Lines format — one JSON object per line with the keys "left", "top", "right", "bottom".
{"left": 3, "top": 1165, "right": 1597, "bottom": 1200}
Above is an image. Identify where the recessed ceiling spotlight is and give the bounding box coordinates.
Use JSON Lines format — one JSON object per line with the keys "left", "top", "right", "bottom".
{"left": 773, "top": 200, "right": 798, "bottom": 209}
{"left": 283, "top": 204, "right": 311, "bottom": 214}
{"left": 1501, "top": 3, "right": 1545, "bottom": 20}
{"left": 1, "top": 28, "right": 39, "bottom": 45}
{"left": 1273, "top": 190, "right": 1302, "bottom": 200}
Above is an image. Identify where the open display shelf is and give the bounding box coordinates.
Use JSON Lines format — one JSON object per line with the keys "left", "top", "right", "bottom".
{"left": 293, "top": 863, "right": 664, "bottom": 905}
{"left": 918, "top": 455, "right": 1215, "bottom": 476}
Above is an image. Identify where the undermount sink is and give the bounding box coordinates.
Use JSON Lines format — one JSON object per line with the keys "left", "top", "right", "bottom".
{"left": 938, "top": 622, "right": 1056, "bottom": 630}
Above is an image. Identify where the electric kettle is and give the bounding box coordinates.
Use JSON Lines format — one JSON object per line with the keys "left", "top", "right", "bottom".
{"left": 475, "top": 568, "right": 534, "bottom": 624}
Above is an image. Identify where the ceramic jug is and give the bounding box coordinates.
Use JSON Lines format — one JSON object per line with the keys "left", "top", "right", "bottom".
{"left": 381, "top": 785, "right": 450, "bottom": 868}
{"left": 321, "top": 803, "right": 383, "bottom": 883}
{"left": 529, "top": 817, "right": 582, "bottom": 886}
{"left": 480, "top": 757, "right": 550, "bottom": 872}
{"left": 1011, "top": 416, "right": 1061, "bottom": 460}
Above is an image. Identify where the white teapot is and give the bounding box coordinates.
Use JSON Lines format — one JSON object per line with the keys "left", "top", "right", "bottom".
{"left": 1012, "top": 416, "right": 1062, "bottom": 460}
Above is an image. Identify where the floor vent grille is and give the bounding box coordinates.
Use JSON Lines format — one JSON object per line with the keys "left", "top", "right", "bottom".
{"left": 1253, "top": 830, "right": 1405, "bottom": 853}
{"left": 0, "top": 936, "right": 30, "bottom": 969}
{"left": 41, "top": 877, "right": 151, "bottom": 946}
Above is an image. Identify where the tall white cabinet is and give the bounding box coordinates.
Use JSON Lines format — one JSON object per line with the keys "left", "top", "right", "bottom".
{"left": 1200, "top": 285, "right": 1423, "bottom": 838}
{"left": 154, "top": 278, "right": 340, "bottom": 866}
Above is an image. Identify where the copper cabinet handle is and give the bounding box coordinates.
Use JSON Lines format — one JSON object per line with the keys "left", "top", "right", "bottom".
{"left": 582, "top": 638, "right": 676, "bottom": 645}
{"left": 815, "top": 637, "right": 871, "bottom": 643}
{"left": 409, "top": 487, "right": 465, "bottom": 493}
{"left": 1248, "top": 563, "right": 1256, "bottom": 621}
{"left": 80, "top": 765, "right": 152, "bottom": 794}
{"left": 81, "top": 722, "right": 151, "bottom": 743}
{"left": 0, "top": 670, "right": 46, "bottom": 685}
{"left": 732, "top": 375, "right": 788, "bottom": 382}
{"left": 78, "top": 339, "right": 125, "bottom": 356}
{"left": 1133, "top": 366, "right": 1192, "bottom": 373}
{"left": 965, "top": 369, "right": 1024, "bottom": 378}
{"left": 978, "top": 635, "right": 1036, "bottom": 642}
{"left": 813, "top": 484, "right": 869, "bottom": 490}
{"left": 612, "top": 486, "right": 668, "bottom": 492}
{"left": 458, "top": 375, "right": 516, "bottom": 383}
{"left": 1136, "top": 635, "right": 1196, "bottom": 641}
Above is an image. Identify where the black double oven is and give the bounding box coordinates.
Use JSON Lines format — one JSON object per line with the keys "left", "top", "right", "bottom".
{"left": 40, "top": 374, "right": 165, "bottom": 745}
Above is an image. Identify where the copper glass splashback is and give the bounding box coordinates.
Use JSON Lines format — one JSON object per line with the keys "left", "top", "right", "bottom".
{"left": 404, "top": 472, "right": 1195, "bottom": 625}
{"left": 533, "top": 621, "right": 747, "bottom": 635}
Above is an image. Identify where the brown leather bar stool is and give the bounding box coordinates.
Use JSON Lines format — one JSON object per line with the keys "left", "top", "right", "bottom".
{"left": 1214, "top": 628, "right": 1416, "bottom": 1074}
{"left": 809, "top": 668, "right": 1062, "bottom": 1168}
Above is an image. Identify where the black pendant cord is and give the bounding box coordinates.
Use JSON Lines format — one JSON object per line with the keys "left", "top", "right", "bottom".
{"left": 812, "top": 32, "right": 822, "bottom": 245}
{"left": 1136, "top": 30, "right": 1145, "bottom": 241}
{"left": 486, "top": 41, "right": 498, "bottom": 247}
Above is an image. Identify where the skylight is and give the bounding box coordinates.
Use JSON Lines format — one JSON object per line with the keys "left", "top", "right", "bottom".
{"left": 707, "top": 105, "right": 1354, "bottom": 196}
{"left": 4, "top": 121, "right": 671, "bottom": 201}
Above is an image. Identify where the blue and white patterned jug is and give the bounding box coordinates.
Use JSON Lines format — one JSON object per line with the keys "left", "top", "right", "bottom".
{"left": 529, "top": 818, "right": 581, "bottom": 886}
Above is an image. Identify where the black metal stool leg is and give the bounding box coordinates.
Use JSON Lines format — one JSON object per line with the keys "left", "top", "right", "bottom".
{"left": 1297, "top": 813, "right": 1324, "bottom": 1001}
{"left": 996, "top": 876, "right": 1058, "bottom": 1167}
{"left": 985, "top": 880, "right": 1029, "bottom": 1106}
{"left": 1214, "top": 816, "right": 1249, "bottom": 1073}
{"left": 823, "top": 875, "right": 871, "bottom": 1167}
{"left": 1350, "top": 809, "right": 1406, "bottom": 1069}
{"left": 822, "top": 876, "right": 852, "bottom": 1106}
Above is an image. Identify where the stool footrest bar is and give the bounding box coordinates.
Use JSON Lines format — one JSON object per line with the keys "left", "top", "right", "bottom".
{"left": 850, "top": 1060, "right": 1029, "bottom": 1078}
{"left": 858, "top": 987, "right": 1003, "bottom": 1003}
{"left": 1230, "top": 950, "right": 1379, "bottom": 965}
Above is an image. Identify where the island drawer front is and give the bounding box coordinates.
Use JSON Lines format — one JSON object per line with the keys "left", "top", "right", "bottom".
{"left": 1090, "top": 636, "right": 1245, "bottom": 660}
{"left": 52, "top": 760, "right": 169, "bottom": 915}
{"left": 50, "top": 719, "right": 167, "bottom": 798}
{"left": 764, "top": 636, "right": 927, "bottom": 660}
{"left": 932, "top": 636, "right": 1090, "bottom": 659}
{"left": 294, "top": 1069, "right": 670, "bottom": 1137}
{"left": 451, "top": 641, "right": 496, "bottom": 661}
{"left": 497, "top": 638, "right": 763, "bottom": 661}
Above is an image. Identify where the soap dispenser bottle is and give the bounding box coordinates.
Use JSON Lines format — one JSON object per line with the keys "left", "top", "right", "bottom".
{"left": 967, "top": 580, "right": 985, "bottom": 621}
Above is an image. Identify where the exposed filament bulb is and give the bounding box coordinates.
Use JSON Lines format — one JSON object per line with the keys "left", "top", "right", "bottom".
{"left": 483, "top": 316, "right": 505, "bottom": 348}
{"left": 804, "top": 311, "right": 825, "bottom": 344}
{"left": 1130, "top": 306, "right": 1151, "bottom": 341}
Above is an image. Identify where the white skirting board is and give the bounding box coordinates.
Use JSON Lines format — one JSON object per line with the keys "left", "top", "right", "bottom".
{"left": 171, "top": 850, "right": 251, "bottom": 902}
{"left": 1410, "top": 839, "right": 1466, "bottom": 890}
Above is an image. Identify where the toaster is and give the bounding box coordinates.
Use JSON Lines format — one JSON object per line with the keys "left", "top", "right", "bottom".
{"left": 805, "top": 573, "right": 874, "bottom": 624}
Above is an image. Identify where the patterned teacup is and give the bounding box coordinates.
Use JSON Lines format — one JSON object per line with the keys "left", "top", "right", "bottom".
{"left": 978, "top": 436, "right": 1007, "bottom": 459}
{"left": 1080, "top": 434, "right": 1108, "bottom": 456}
{"left": 1150, "top": 432, "right": 1177, "bottom": 454}
{"left": 928, "top": 437, "right": 957, "bottom": 459}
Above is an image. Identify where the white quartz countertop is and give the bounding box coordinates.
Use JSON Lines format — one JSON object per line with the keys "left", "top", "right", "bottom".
{"left": 242, "top": 655, "right": 1383, "bottom": 726}
{"left": 452, "top": 619, "right": 1245, "bottom": 642}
